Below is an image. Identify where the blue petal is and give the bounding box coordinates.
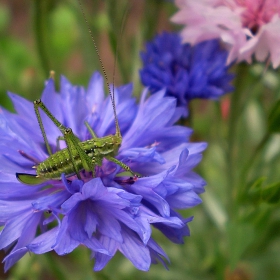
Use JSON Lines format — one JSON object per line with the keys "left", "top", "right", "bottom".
{"left": 3, "top": 247, "right": 28, "bottom": 272}
{"left": 27, "top": 227, "right": 58, "bottom": 253}
{"left": 154, "top": 215, "right": 193, "bottom": 244}
{"left": 119, "top": 227, "right": 151, "bottom": 271}
{"left": 32, "top": 189, "right": 70, "bottom": 211}
{"left": 54, "top": 217, "right": 79, "bottom": 255}
{"left": 8, "top": 93, "right": 34, "bottom": 120}
{"left": 148, "top": 238, "right": 169, "bottom": 268}
{"left": 86, "top": 72, "right": 105, "bottom": 113}
{"left": 127, "top": 171, "right": 171, "bottom": 217}
{"left": 94, "top": 235, "right": 117, "bottom": 271}
{"left": 0, "top": 211, "right": 41, "bottom": 249}
{"left": 167, "top": 190, "right": 202, "bottom": 209}
{"left": 119, "top": 147, "right": 165, "bottom": 164}
{"left": 83, "top": 237, "right": 110, "bottom": 255}
{"left": 60, "top": 76, "right": 89, "bottom": 136}
{"left": 92, "top": 209, "right": 122, "bottom": 242}
{"left": 140, "top": 32, "right": 233, "bottom": 107}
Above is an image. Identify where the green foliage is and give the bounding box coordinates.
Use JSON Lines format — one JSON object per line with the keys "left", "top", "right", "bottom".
{"left": 259, "top": 181, "right": 280, "bottom": 204}
{"left": 268, "top": 99, "right": 280, "bottom": 133}
{"left": 248, "top": 177, "right": 267, "bottom": 203}
{"left": 247, "top": 176, "right": 280, "bottom": 205}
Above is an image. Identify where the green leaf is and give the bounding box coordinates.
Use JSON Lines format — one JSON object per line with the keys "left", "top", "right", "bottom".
{"left": 227, "top": 222, "right": 255, "bottom": 270}
{"left": 261, "top": 181, "right": 280, "bottom": 204}
{"left": 267, "top": 99, "right": 280, "bottom": 133}
{"left": 248, "top": 177, "right": 267, "bottom": 203}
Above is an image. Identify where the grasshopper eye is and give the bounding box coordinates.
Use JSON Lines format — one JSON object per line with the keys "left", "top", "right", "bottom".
{"left": 34, "top": 99, "right": 42, "bottom": 105}
{"left": 65, "top": 128, "right": 72, "bottom": 134}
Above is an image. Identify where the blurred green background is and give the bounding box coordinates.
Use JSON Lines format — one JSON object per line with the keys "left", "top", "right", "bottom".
{"left": 0, "top": 0, "right": 175, "bottom": 108}
{"left": 1, "top": 1, "right": 280, "bottom": 280}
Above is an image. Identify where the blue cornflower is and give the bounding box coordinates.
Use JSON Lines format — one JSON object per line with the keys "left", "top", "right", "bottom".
{"left": 140, "top": 32, "right": 234, "bottom": 115}
{"left": 0, "top": 72, "right": 206, "bottom": 271}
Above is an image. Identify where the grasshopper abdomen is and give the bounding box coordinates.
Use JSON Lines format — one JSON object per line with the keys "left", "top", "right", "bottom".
{"left": 36, "top": 134, "right": 120, "bottom": 179}
{"left": 36, "top": 148, "right": 82, "bottom": 180}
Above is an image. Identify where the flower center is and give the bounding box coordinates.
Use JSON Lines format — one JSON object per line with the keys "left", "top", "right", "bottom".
{"left": 227, "top": 0, "right": 280, "bottom": 34}
{"left": 18, "top": 150, "right": 40, "bottom": 164}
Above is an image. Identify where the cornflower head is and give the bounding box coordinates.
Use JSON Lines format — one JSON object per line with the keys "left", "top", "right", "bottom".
{"left": 172, "top": 0, "right": 280, "bottom": 68}
{"left": 0, "top": 72, "right": 207, "bottom": 272}
{"left": 140, "top": 32, "right": 233, "bottom": 115}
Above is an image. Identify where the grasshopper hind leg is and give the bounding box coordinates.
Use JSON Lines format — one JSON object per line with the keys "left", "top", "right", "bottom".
{"left": 16, "top": 173, "right": 48, "bottom": 185}
{"left": 106, "top": 156, "right": 141, "bottom": 178}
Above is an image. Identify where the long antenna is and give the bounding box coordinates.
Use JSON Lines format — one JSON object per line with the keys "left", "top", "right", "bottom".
{"left": 78, "top": 0, "right": 121, "bottom": 137}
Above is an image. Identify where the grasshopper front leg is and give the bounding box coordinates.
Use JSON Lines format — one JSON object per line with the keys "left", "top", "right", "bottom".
{"left": 34, "top": 99, "right": 55, "bottom": 155}
{"left": 34, "top": 100, "right": 95, "bottom": 180}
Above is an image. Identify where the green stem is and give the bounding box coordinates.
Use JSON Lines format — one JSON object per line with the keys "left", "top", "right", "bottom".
{"left": 33, "top": 0, "right": 51, "bottom": 78}
{"left": 142, "top": 0, "right": 162, "bottom": 40}
{"left": 226, "top": 63, "right": 249, "bottom": 216}
{"left": 238, "top": 131, "right": 270, "bottom": 197}
{"left": 106, "top": 0, "right": 130, "bottom": 83}
{"left": 70, "top": 0, "right": 101, "bottom": 76}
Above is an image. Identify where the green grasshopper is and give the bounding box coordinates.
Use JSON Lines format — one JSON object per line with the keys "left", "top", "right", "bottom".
{"left": 16, "top": 1, "right": 138, "bottom": 185}
{"left": 16, "top": 94, "right": 137, "bottom": 185}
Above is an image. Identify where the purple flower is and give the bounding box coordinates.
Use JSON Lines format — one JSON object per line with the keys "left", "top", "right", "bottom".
{"left": 140, "top": 32, "right": 234, "bottom": 115}
{"left": 0, "top": 72, "right": 206, "bottom": 271}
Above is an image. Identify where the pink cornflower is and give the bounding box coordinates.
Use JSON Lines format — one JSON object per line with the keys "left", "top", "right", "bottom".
{"left": 172, "top": 0, "right": 280, "bottom": 68}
